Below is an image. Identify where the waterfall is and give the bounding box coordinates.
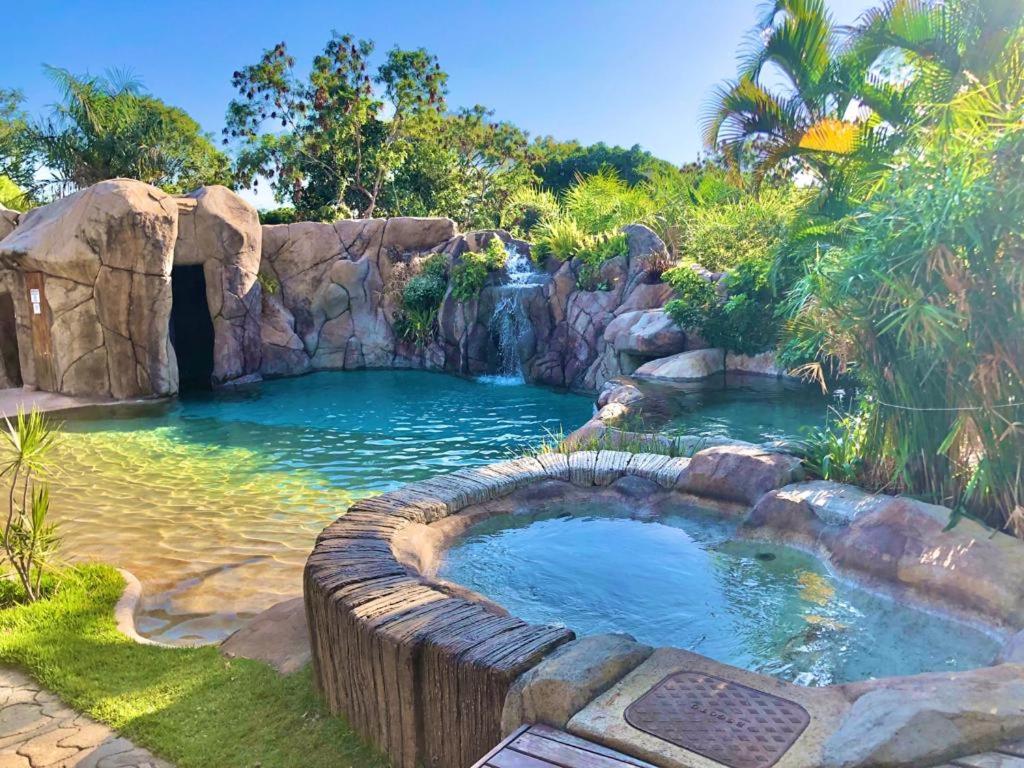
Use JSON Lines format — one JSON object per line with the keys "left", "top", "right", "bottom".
{"left": 483, "top": 245, "right": 544, "bottom": 385}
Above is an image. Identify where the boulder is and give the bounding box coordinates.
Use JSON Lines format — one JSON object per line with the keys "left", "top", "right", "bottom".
{"left": 604, "top": 309, "right": 686, "bottom": 357}
{"left": 220, "top": 596, "right": 310, "bottom": 675}
{"left": 824, "top": 665, "right": 1024, "bottom": 768}
{"left": 381, "top": 216, "right": 456, "bottom": 254}
{"left": 0, "top": 180, "right": 179, "bottom": 398}
{"left": 500, "top": 633, "right": 653, "bottom": 735}
{"left": 726, "top": 350, "right": 787, "bottom": 377}
{"left": 678, "top": 444, "right": 804, "bottom": 504}
{"left": 634, "top": 348, "right": 725, "bottom": 381}
{"left": 176, "top": 186, "right": 263, "bottom": 385}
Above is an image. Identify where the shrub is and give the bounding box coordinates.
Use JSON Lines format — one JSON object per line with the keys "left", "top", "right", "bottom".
{"left": 531, "top": 217, "right": 589, "bottom": 263}
{"left": 562, "top": 168, "right": 656, "bottom": 234}
{"left": 256, "top": 272, "right": 280, "bottom": 295}
{"left": 574, "top": 230, "right": 628, "bottom": 291}
{"left": 394, "top": 253, "right": 449, "bottom": 347}
{"left": 402, "top": 271, "right": 447, "bottom": 312}
{"left": 1, "top": 409, "right": 61, "bottom": 603}
{"left": 665, "top": 256, "right": 780, "bottom": 355}
{"left": 680, "top": 187, "right": 806, "bottom": 272}
{"left": 500, "top": 187, "right": 560, "bottom": 237}
{"left": 450, "top": 237, "right": 507, "bottom": 301}
{"left": 258, "top": 207, "right": 298, "bottom": 225}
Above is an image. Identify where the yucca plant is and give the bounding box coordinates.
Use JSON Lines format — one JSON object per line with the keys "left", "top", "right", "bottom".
{"left": 1, "top": 408, "right": 61, "bottom": 602}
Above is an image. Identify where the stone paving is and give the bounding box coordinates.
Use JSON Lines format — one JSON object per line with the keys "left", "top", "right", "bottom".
{"left": 0, "top": 668, "right": 171, "bottom": 768}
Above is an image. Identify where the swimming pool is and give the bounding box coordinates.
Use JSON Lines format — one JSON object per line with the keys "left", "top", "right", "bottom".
{"left": 49, "top": 370, "right": 593, "bottom": 643}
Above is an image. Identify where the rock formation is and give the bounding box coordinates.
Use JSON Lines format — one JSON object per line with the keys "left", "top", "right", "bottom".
{"left": 0, "top": 179, "right": 263, "bottom": 398}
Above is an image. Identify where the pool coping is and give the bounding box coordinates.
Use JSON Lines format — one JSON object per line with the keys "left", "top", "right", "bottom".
{"left": 304, "top": 449, "right": 1024, "bottom": 768}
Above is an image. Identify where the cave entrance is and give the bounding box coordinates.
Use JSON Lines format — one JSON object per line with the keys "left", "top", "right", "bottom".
{"left": 0, "top": 291, "right": 20, "bottom": 388}
{"left": 170, "top": 265, "right": 214, "bottom": 391}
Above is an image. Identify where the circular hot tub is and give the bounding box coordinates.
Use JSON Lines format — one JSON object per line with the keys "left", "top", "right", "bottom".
{"left": 304, "top": 448, "right": 1024, "bottom": 768}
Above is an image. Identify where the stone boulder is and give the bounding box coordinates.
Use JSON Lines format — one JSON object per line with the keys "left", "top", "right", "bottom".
{"left": 501, "top": 633, "right": 653, "bottom": 735}
{"left": 824, "top": 665, "right": 1024, "bottom": 768}
{"left": 634, "top": 348, "right": 725, "bottom": 381}
{"left": 604, "top": 309, "right": 686, "bottom": 358}
{"left": 260, "top": 292, "right": 310, "bottom": 377}
{"left": 726, "top": 350, "right": 787, "bottom": 377}
{"left": 0, "top": 203, "right": 18, "bottom": 241}
{"left": 220, "top": 596, "right": 310, "bottom": 675}
{"left": 0, "top": 179, "right": 179, "bottom": 398}
{"left": 678, "top": 444, "right": 804, "bottom": 504}
{"left": 175, "top": 186, "right": 263, "bottom": 385}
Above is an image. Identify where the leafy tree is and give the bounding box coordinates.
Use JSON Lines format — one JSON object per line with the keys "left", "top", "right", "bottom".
{"left": 0, "top": 89, "right": 32, "bottom": 207}
{"left": 30, "top": 67, "right": 231, "bottom": 195}
{"left": 388, "top": 106, "right": 539, "bottom": 228}
{"left": 531, "top": 140, "right": 674, "bottom": 194}
{"left": 226, "top": 35, "right": 446, "bottom": 220}
{"left": 703, "top": 0, "right": 879, "bottom": 203}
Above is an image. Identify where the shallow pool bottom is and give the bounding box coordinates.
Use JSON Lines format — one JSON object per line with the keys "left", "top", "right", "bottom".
{"left": 49, "top": 370, "right": 593, "bottom": 643}
{"left": 439, "top": 501, "right": 1000, "bottom": 685}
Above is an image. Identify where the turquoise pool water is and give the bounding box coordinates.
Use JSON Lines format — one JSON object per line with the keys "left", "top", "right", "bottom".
{"left": 51, "top": 371, "right": 592, "bottom": 642}
{"left": 439, "top": 503, "right": 1000, "bottom": 685}
{"left": 647, "top": 374, "right": 829, "bottom": 443}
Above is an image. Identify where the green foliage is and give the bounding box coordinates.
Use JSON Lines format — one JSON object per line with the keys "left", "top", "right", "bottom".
{"left": 799, "top": 403, "right": 871, "bottom": 485}
{"left": 680, "top": 187, "right": 808, "bottom": 272}
{"left": 227, "top": 35, "right": 447, "bottom": 220}
{"left": 531, "top": 217, "right": 589, "bottom": 263}
{"left": 394, "top": 254, "right": 448, "bottom": 347}
{"left": 0, "top": 565, "right": 389, "bottom": 768}
{"left": 574, "top": 230, "right": 628, "bottom": 291}
{"left": 450, "top": 237, "right": 507, "bottom": 301}
{"left": 786, "top": 72, "right": 1024, "bottom": 530}
{"left": 256, "top": 272, "right": 279, "bottom": 295}
{"left": 562, "top": 168, "right": 656, "bottom": 234}
{"left": 665, "top": 257, "right": 780, "bottom": 355}
{"left": 499, "top": 187, "right": 560, "bottom": 237}
{"left": 0, "top": 89, "right": 33, "bottom": 203}
{"left": 531, "top": 140, "right": 675, "bottom": 194}
{"left": 0, "top": 409, "right": 61, "bottom": 602}
{"left": 258, "top": 207, "right": 297, "bottom": 225}
{"left": 31, "top": 67, "right": 231, "bottom": 195}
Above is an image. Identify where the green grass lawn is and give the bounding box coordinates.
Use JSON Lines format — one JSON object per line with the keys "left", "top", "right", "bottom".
{"left": 0, "top": 564, "right": 389, "bottom": 768}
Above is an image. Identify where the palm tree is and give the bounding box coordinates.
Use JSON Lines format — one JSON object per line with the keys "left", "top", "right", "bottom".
{"left": 850, "top": 0, "right": 1024, "bottom": 100}
{"left": 702, "top": 0, "right": 868, "bottom": 192}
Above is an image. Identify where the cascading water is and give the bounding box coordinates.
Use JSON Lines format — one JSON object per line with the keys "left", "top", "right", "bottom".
{"left": 485, "top": 245, "right": 546, "bottom": 385}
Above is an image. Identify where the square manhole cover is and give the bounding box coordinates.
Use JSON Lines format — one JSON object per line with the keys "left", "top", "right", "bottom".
{"left": 623, "top": 671, "right": 810, "bottom": 768}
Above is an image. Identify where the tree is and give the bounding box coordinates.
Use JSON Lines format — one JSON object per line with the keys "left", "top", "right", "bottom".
{"left": 226, "top": 35, "right": 447, "bottom": 220}
{"left": 531, "top": 140, "right": 674, "bottom": 194}
{"left": 0, "top": 89, "right": 33, "bottom": 208}
{"left": 702, "top": 0, "right": 876, "bottom": 202}
{"left": 30, "top": 67, "right": 231, "bottom": 195}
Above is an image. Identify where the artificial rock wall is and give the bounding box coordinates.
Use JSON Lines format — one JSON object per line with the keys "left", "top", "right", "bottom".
{"left": 0, "top": 178, "right": 705, "bottom": 399}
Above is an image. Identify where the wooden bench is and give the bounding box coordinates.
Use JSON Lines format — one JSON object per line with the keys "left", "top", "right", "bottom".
{"left": 471, "top": 724, "right": 657, "bottom": 768}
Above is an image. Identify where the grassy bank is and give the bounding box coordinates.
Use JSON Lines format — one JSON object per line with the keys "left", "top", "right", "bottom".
{"left": 0, "top": 565, "right": 387, "bottom": 768}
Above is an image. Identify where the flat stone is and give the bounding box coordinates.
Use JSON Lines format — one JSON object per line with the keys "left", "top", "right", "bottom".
{"left": 678, "top": 445, "right": 803, "bottom": 505}
{"left": 220, "top": 597, "right": 311, "bottom": 675}
{"left": 567, "top": 647, "right": 850, "bottom": 768}
{"left": 501, "top": 633, "right": 653, "bottom": 734}
{"left": 634, "top": 348, "right": 725, "bottom": 381}
{"left": 767, "top": 481, "right": 890, "bottom": 527}
{"left": 826, "top": 665, "right": 1024, "bottom": 768}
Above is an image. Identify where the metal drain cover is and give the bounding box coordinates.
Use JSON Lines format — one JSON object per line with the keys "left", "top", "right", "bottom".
{"left": 623, "top": 671, "right": 810, "bottom": 768}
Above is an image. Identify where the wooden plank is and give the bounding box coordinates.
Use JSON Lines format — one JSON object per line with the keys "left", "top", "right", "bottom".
{"left": 954, "top": 754, "right": 1024, "bottom": 768}
{"left": 471, "top": 725, "right": 530, "bottom": 768}
{"left": 510, "top": 731, "right": 641, "bottom": 768}
{"left": 490, "top": 749, "right": 562, "bottom": 768}
{"left": 528, "top": 725, "right": 657, "bottom": 768}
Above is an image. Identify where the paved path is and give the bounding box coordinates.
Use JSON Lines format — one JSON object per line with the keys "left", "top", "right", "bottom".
{"left": 0, "top": 668, "right": 171, "bottom": 768}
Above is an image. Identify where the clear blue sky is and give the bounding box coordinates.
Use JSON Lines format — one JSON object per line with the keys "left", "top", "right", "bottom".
{"left": 4, "top": 0, "right": 877, "bottom": 205}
